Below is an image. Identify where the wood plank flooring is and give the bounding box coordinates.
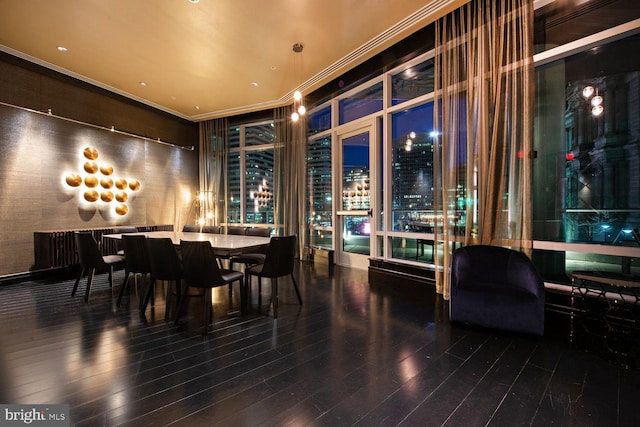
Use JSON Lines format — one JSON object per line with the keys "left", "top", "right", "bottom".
{"left": 1, "top": 262, "right": 639, "bottom": 426}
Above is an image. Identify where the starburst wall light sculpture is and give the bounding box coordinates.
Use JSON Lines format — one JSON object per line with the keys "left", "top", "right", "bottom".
{"left": 63, "top": 147, "right": 141, "bottom": 216}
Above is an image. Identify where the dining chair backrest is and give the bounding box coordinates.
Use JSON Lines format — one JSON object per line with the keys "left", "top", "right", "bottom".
{"left": 122, "top": 234, "right": 150, "bottom": 273}
{"left": 245, "top": 227, "right": 271, "bottom": 237}
{"left": 112, "top": 226, "right": 138, "bottom": 254}
{"left": 261, "top": 235, "right": 297, "bottom": 277}
{"left": 180, "top": 240, "right": 224, "bottom": 288}
{"left": 74, "top": 232, "right": 107, "bottom": 269}
{"left": 146, "top": 238, "right": 182, "bottom": 281}
{"left": 227, "top": 226, "right": 245, "bottom": 235}
{"left": 182, "top": 224, "right": 199, "bottom": 232}
{"left": 113, "top": 226, "right": 137, "bottom": 234}
{"left": 202, "top": 225, "right": 221, "bottom": 234}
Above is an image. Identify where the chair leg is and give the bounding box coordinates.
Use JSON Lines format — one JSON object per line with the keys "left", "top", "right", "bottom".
{"left": 258, "top": 276, "right": 263, "bottom": 311}
{"left": 84, "top": 269, "right": 95, "bottom": 303}
{"left": 291, "top": 274, "right": 302, "bottom": 306}
{"left": 202, "top": 288, "right": 212, "bottom": 335}
{"left": 72, "top": 267, "right": 85, "bottom": 297}
{"left": 239, "top": 277, "right": 246, "bottom": 314}
{"left": 136, "top": 274, "right": 147, "bottom": 310}
{"left": 271, "top": 277, "right": 278, "bottom": 319}
{"left": 117, "top": 272, "right": 131, "bottom": 307}
{"left": 174, "top": 283, "right": 187, "bottom": 325}
{"left": 141, "top": 278, "right": 155, "bottom": 313}
{"left": 244, "top": 271, "right": 251, "bottom": 309}
{"left": 108, "top": 266, "right": 114, "bottom": 288}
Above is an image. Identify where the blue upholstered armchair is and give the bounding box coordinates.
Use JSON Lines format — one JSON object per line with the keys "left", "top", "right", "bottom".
{"left": 449, "top": 245, "right": 545, "bottom": 336}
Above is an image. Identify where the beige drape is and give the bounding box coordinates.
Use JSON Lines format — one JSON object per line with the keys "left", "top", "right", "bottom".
{"left": 433, "top": 0, "right": 534, "bottom": 298}
{"left": 274, "top": 107, "right": 308, "bottom": 256}
{"left": 198, "top": 118, "right": 229, "bottom": 226}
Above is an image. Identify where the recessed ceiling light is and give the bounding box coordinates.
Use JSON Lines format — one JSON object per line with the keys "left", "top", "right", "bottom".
{"left": 194, "top": 106, "right": 200, "bottom": 110}
{"left": 57, "top": 46, "right": 68, "bottom": 52}
{"left": 139, "top": 81, "right": 147, "bottom": 87}
{"left": 189, "top": 0, "right": 200, "bottom": 3}
{"left": 251, "top": 82, "right": 259, "bottom": 87}
{"left": 270, "top": 66, "right": 277, "bottom": 71}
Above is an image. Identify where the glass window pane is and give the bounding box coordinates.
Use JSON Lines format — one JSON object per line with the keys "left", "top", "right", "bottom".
{"left": 245, "top": 122, "right": 275, "bottom": 147}
{"left": 533, "top": 249, "right": 640, "bottom": 283}
{"left": 339, "top": 82, "right": 383, "bottom": 125}
{"left": 310, "top": 230, "right": 333, "bottom": 249}
{"left": 390, "top": 237, "right": 436, "bottom": 264}
{"left": 391, "top": 103, "right": 436, "bottom": 232}
{"left": 392, "top": 59, "right": 435, "bottom": 106}
{"left": 308, "top": 105, "right": 331, "bottom": 135}
{"left": 245, "top": 149, "right": 274, "bottom": 224}
{"left": 342, "top": 133, "right": 370, "bottom": 211}
{"left": 342, "top": 216, "right": 370, "bottom": 255}
{"left": 227, "top": 153, "right": 241, "bottom": 223}
{"left": 531, "top": 30, "right": 640, "bottom": 286}
{"left": 307, "top": 136, "right": 333, "bottom": 238}
{"left": 229, "top": 126, "right": 240, "bottom": 149}
{"left": 533, "top": 33, "right": 640, "bottom": 245}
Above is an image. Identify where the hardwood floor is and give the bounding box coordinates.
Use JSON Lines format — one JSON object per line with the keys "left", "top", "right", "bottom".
{"left": 1, "top": 262, "right": 638, "bottom": 426}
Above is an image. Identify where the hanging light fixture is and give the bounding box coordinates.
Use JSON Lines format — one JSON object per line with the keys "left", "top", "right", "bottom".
{"left": 291, "top": 43, "right": 306, "bottom": 122}
{"left": 582, "top": 84, "right": 604, "bottom": 117}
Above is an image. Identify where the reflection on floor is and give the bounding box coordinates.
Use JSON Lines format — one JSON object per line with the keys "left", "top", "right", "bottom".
{"left": 0, "top": 262, "right": 638, "bottom": 426}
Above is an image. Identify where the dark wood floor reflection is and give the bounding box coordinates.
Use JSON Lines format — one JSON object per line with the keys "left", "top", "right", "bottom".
{"left": 1, "top": 262, "right": 638, "bottom": 426}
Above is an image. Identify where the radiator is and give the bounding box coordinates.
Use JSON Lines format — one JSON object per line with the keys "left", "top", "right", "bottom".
{"left": 33, "top": 224, "right": 174, "bottom": 269}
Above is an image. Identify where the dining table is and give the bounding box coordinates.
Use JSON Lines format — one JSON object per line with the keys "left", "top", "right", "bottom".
{"left": 103, "top": 230, "right": 270, "bottom": 316}
{"left": 102, "top": 230, "right": 270, "bottom": 258}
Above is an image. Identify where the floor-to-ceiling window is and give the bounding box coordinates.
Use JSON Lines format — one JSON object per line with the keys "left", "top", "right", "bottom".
{"left": 389, "top": 102, "right": 436, "bottom": 262}
{"left": 307, "top": 104, "right": 333, "bottom": 249}
{"left": 299, "top": 0, "right": 640, "bottom": 279}
{"left": 226, "top": 120, "right": 275, "bottom": 226}
{"left": 532, "top": 0, "right": 640, "bottom": 279}
{"left": 197, "top": 0, "right": 640, "bottom": 279}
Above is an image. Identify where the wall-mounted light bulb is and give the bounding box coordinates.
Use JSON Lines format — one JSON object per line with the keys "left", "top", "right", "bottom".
{"left": 592, "top": 105, "right": 604, "bottom": 116}
{"left": 582, "top": 86, "right": 594, "bottom": 98}
{"left": 291, "top": 111, "right": 300, "bottom": 122}
{"left": 293, "top": 91, "right": 302, "bottom": 101}
{"left": 297, "top": 105, "right": 306, "bottom": 116}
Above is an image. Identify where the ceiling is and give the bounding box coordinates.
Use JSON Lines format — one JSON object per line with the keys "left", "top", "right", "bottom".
{"left": 0, "top": 0, "right": 466, "bottom": 122}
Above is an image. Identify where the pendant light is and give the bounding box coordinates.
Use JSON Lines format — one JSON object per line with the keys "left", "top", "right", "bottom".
{"left": 291, "top": 43, "right": 306, "bottom": 122}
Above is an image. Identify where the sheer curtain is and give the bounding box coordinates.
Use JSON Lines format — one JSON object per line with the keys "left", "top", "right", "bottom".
{"left": 199, "top": 118, "right": 228, "bottom": 227}
{"left": 433, "top": 0, "right": 534, "bottom": 298}
{"left": 274, "top": 107, "right": 307, "bottom": 256}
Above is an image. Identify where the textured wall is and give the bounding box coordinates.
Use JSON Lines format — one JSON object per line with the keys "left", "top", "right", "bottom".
{"left": 0, "top": 104, "right": 198, "bottom": 275}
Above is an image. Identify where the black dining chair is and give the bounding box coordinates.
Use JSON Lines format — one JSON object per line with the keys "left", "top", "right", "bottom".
{"left": 226, "top": 226, "right": 245, "bottom": 235}
{"left": 117, "top": 234, "right": 151, "bottom": 308}
{"left": 229, "top": 227, "right": 271, "bottom": 271}
{"left": 178, "top": 240, "right": 245, "bottom": 334}
{"left": 144, "top": 238, "right": 183, "bottom": 321}
{"left": 245, "top": 235, "right": 301, "bottom": 318}
{"left": 112, "top": 226, "right": 138, "bottom": 255}
{"left": 245, "top": 227, "right": 271, "bottom": 237}
{"left": 202, "top": 225, "right": 221, "bottom": 234}
{"left": 72, "top": 231, "right": 125, "bottom": 303}
{"left": 182, "top": 224, "right": 199, "bottom": 232}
